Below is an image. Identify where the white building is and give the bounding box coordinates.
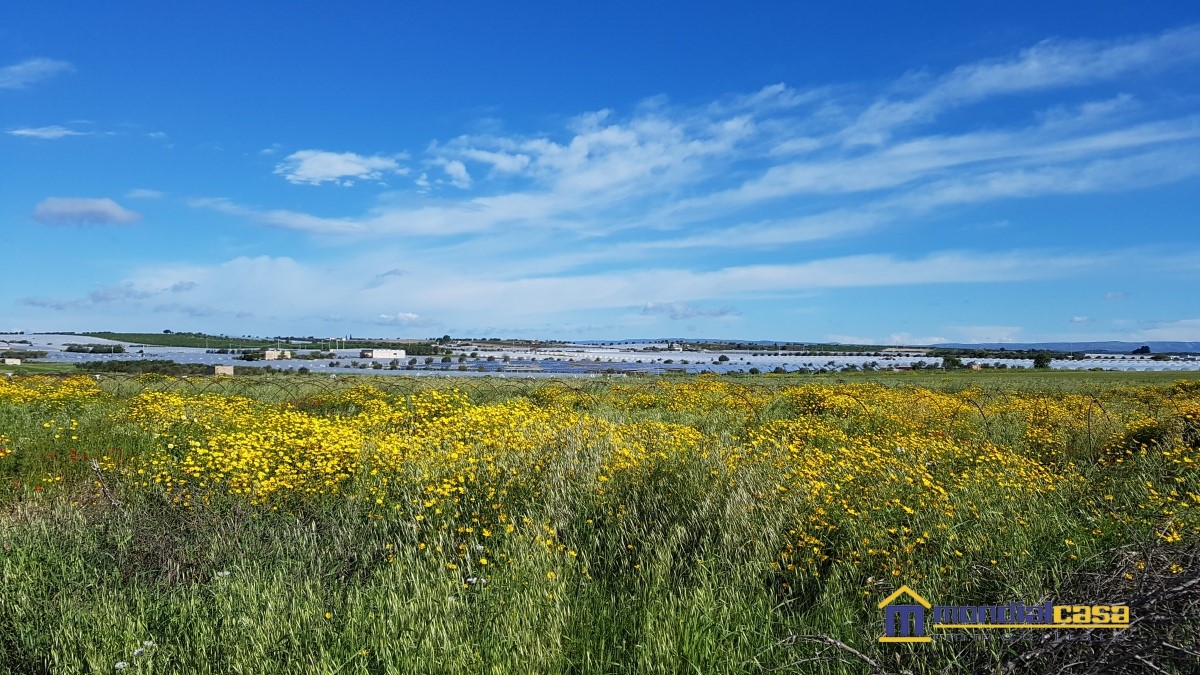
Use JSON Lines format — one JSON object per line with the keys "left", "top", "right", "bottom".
{"left": 262, "top": 350, "right": 292, "bottom": 360}
{"left": 2, "top": 358, "right": 20, "bottom": 366}
{"left": 360, "top": 349, "right": 406, "bottom": 359}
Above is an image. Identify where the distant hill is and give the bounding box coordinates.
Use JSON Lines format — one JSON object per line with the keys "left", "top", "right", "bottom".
{"left": 935, "top": 341, "right": 1200, "bottom": 353}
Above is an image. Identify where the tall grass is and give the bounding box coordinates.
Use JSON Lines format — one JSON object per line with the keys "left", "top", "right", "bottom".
{"left": 0, "top": 374, "right": 1196, "bottom": 673}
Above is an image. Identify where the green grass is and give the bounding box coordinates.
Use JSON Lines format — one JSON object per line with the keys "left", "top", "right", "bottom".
{"left": 78, "top": 331, "right": 279, "bottom": 349}
{"left": 0, "top": 374, "right": 1196, "bottom": 673}
{"left": 0, "top": 362, "right": 77, "bottom": 375}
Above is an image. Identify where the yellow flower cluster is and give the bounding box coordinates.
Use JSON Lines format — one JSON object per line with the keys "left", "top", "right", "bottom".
{"left": 4, "top": 373, "right": 1196, "bottom": 586}
{"left": 0, "top": 375, "right": 104, "bottom": 405}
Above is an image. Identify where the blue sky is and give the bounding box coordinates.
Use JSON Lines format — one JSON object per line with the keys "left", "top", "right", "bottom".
{"left": 3, "top": 2, "right": 1200, "bottom": 343}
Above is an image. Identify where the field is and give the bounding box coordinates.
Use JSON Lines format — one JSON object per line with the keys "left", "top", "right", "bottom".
{"left": 1, "top": 373, "right": 1197, "bottom": 674}
{"left": 78, "top": 332, "right": 280, "bottom": 349}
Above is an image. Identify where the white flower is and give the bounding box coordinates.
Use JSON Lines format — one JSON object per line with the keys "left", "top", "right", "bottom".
{"left": 115, "top": 663, "right": 129, "bottom": 671}
{"left": 215, "top": 570, "right": 231, "bottom": 578}
{"left": 133, "top": 648, "right": 144, "bottom": 657}
{"left": 142, "top": 640, "right": 155, "bottom": 647}
{"left": 474, "top": 544, "right": 484, "bottom": 552}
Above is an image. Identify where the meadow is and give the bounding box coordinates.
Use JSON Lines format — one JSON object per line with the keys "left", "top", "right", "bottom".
{"left": 0, "top": 373, "right": 1197, "bottom": 674}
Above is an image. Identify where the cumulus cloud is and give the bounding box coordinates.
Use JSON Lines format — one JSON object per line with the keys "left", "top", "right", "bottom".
{"left": 1069, "top": 316, "right": 1091, "bottom": 323}
{"left": 9, "top": 125, "right": 87, "bottom": 139}
{"left": 641, "top": 301, "right": 739, "bottom": 320}
{"left": 0, "top": 57, "right": 73, "bottom": 89}
{"left": 437, "top": 159, "right": 472, "bottom": 188}
{"left": 33, "top": 197, "right": 141, "bottom": 226}
{"left": 274, "top": 150, "right": 408, "bottom": 186}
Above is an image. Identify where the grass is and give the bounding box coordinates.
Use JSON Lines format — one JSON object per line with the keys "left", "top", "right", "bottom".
{"left": 0, "top": 373, "right": 1197, "bottom": 673}
{"left": 78, "top": 331, "right": 280, "bottom": 349}
{"left": 0, "top": 362, "right": 77, "bottom": 376}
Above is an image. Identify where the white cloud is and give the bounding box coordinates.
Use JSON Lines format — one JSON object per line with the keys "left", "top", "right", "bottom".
{"left": 1139, "top": 319, "right": 1200, "bottom": 341}
{"left": 843, "top": 25, "right": 1200, "bottom": 143}
{"left": 437, "top": 159, "right": 472, "bottom": 188}
{"left": 9, "top": 125, "right": 88, "bottom": 139}
{"left": 274, "top": 150, "right": 408, "bottom": 186}
{"left": 126, "top": 188, "right": 165, "bottom": 199}
{"left": 1069, "top": 316, "right": 1090, "bottom": 323}
{"left": 189, "top": 197, "right": 363, "bottom": 235}
{"left": 0, "top": 58, "right": 73, "bottom": 89}
{"left": 32, "top": 198, "right": 141, "bottom": 226}
{"left": 374, "top": 312, "right": 423, "bottom": 325}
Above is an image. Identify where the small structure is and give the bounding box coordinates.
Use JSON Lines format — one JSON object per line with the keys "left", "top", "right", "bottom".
{"left": 2, "top": 358, "right": 20, "bottom": 366}
{"left": 360, "top": 348, "right": 406, "bottom": 359}
{"left": 262, "top": 350, "right": 292, "bottom": 360}
{"left": 208, "top": 365, "right": 235, "bottom": 376}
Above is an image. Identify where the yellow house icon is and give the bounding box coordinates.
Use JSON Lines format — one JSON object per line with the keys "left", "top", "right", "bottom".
{"left": 879, "top": 585, "right": 933, "bottom": 643}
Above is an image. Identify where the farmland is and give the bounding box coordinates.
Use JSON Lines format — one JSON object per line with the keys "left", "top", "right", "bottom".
{"left": 1, "top": 373, "right": 1197, "bottom": 673}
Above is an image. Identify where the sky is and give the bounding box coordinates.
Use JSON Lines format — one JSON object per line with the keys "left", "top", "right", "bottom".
{"left": 3, "top": 2, "right": 1200, "bottom": 344}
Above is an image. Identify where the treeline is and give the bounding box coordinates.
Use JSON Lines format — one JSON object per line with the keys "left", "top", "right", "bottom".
{"left": 64, "top": 344, "right": 126, "bottom": 354}
{"left": 74, "top": 360, "right": 211, "bottom": 375}
{"left": 73, "top": 360, "right": 317, "bottom": 376}
{"left": 0, "top": 350, "right": 48, "bottom": 359}
{"left": 932, "top": 347, "right": 1079, "bottom": 360}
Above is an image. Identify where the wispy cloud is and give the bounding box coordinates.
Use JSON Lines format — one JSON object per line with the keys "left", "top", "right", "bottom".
{"left": 842, "top": 25, "right": 1200, "bottom": 144}
{"left": 189, "top": 197, "right": 363, "bottom": 235}
{"left": 0, "top": 57, "right": 73, "bottom": 89}
{"left": 194, "top": 27, "right": 1200, "bottom": 256}
{"left": 641, "top": 301, "right": 739, "bottom": 320}
{"left": 9, "top": 125, "right": 88, "bottom": 139}
{"left": 126, "top": 188, "right": 165, "bottom": 199}
{"left": 32, "top": 198, "right": 141, "bottom": 226}
{"left": 274, "top": 150, "right": 409, "bottom": 186}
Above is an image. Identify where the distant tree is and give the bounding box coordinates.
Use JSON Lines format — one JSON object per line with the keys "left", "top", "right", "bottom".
{"left": 717, "top": 354, "right": 730, "bottom": 362}
{"left": 1132, "top": 345, "right": 1151, "bottom": 354}
{"left": 1033, "top": 352, "right": 1053, "bottom": 369}
{"left": 441, "top": 355, "right": 452, "bottom": 363}
{"left": 941, "top": 355, "right": 964, "bottom": 370}
{"left": 748, "top": 367, "right": 762, "bottom": 375}
{"left": 163, "top": 329, "right": 173, "bottom": 334}
{"left": 424, "top": 356, "right": 434, "bottom": 365}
